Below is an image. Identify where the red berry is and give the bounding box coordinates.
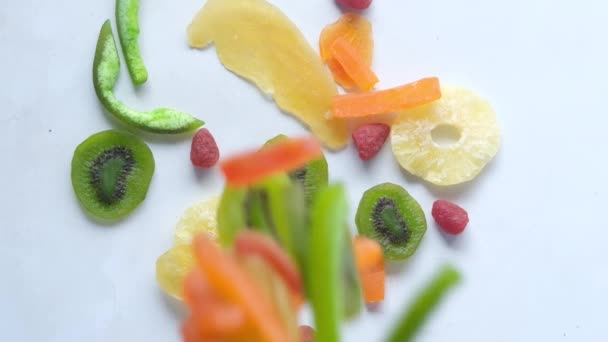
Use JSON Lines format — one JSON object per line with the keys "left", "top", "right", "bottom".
{"left": 432, "top": 200, "right": 469, "bottom": 235}
{"left": 300, "top": 326, "right": 316, "bottom": 342}
{"left": 352, "top": 123, "right": 390, "bottom": 161}
{"left": 190, "top": 128, "right": 219, "bottom": 168}
{"left": 336, "top": 0, "right": 372, "bottom": 10}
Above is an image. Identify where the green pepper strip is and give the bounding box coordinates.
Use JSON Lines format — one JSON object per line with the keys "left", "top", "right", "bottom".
{"left": 309, "top": 184, "right": 347, "bottom": 342}
{"left": 116, "top": 0, "right": 148, "bottom": 85}
{"left": 93, "top": 20, "right": 203, "bottom": 134}
{"left": 386, "top": 265, "right": 462, "bottom": 342}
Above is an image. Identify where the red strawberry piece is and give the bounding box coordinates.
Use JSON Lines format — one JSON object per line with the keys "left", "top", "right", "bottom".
{"left": 190, "top": 128, "right": 220, "bottom": 169}
{"left": 352, "top": 123, "right": 390, "bottom": 161}
{"left": 336, "top": 0, "right": 372, "bottom": 10}
{"left": 432, "top": 200, "right": 469, "bottom": 235}
{"left": 299, "top": 326, "right": 316, "bottom": 342}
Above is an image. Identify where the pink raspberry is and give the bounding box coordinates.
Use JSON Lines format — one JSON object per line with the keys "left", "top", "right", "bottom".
{"left": 336, "top": 0, "right": 372, "bottom": 10}
{"left": 352, "top": 123, "right": 390, "bottom": 161}
{"left": 432, "top": 200, "right": 469, "bottom": 235}
{"left": 190, "top": 128, "right": 219, "bottom": 168}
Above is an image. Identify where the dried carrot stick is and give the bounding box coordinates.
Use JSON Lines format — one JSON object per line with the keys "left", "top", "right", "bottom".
{"left": 192, "top": 235, "right": 289, "bottom": 342}
{"left": 220, "top": 137, "right": 322, "bottom": 187}
{"left": 353, "top": 236, "right": 385, "bottom": 303}
{"left": 332, "top": 77, "right": 441, "bottom": 118}
{"left": 330, "top": 37, "right": 378, "bottom": 91}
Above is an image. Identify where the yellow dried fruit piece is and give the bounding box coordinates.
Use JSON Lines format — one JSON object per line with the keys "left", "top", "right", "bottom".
{"left": 187, "top": 0, "right": 349, "bottom": 150}
{"left": 391, "top": 86, "right": 501, "bottom": 186}
{"left": 156, "top": 245, "right": 195, "bottom": 300}
{"left": 174, "top": 196, "right": 219, "bottom": 246}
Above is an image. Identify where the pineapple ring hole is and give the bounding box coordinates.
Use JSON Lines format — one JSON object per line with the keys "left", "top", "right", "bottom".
{"left": 431, "top": 124, "right": 461, "bottom": 147}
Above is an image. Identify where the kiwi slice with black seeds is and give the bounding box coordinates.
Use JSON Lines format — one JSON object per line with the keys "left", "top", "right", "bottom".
{"left": 264, "top": 134, "right": 328, "bottom": 204}
{"left": 355, "top": 183, "right": 426, "bottom": 260}
{"left": 71, "top": 130, "right": 154, "bottom": 221}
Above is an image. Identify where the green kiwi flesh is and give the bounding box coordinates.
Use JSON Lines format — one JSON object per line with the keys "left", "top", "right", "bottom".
{"left": 355, "top": 183, "right": 426, "bottom": 260}
{"left": 71, "top": 130, "right": 154, "bottom": 221}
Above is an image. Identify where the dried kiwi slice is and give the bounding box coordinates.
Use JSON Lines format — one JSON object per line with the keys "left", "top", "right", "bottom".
{"left": 355, "top": 183, "right": 426, "bottom": 260}
{"left": 71, "top": 130, "right": 154, "bottom": 221}
{"left": 264, "top": 134, "right": 329, "bottom": 204}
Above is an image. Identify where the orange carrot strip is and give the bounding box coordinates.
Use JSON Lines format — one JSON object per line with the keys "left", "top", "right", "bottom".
{"left": 320, "top": 13, "right": 373, "bottom": 91}
{"left": 353, "top": 237, "right": 385, "bottom": 303}
{"left": 330, "top": 37, "right": 378, "bottom": 91}
{"left": 183, "top": 270, "right": 251, "bottom": 340}
{"left": 353, "top": 236, "right": 383, "bottom": 272}
{"left": 234, "top": 231, "right": 303, "bottom": 297}
{"left": 332, "top": 77, "right": 441, "bottom": 118}
{"left": 220, "top": 137, "right": 322, "bottom": 187}
{"left": 361, "top": 268, "right": 385, "bottom": 303}
{"left": 192, "top": 235, "right": 289, "bottom": 342}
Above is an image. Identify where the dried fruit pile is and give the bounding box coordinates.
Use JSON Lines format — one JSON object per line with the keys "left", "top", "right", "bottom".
{"left": 67, "top": 0, "right": 504, "bottom": 340}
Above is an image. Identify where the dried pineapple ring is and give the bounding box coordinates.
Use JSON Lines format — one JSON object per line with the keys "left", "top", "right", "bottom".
{"left": 156, "top": 245, "right": 196, "bottom": 299}
{"left": 391, "top": 86, "right": 501, "bottom": 186}
{"left": 174, "top": 196, "right": 220, "bottom": 245}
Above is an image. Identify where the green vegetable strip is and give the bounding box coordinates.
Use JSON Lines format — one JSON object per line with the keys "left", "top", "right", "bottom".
{"left": 309, "top": 184, "right": 347, "bottom": 342}
{"left": 217, "top": 186, "right": 248, "bottom": 246}
{"left": 116, "top": 0, "right": 148, "bottom": 85}
{"left": 93, "top": 20, "right": 203, "bottom": 133}
{"left": 386, "top": 265, "right": 462, "bottom": 342}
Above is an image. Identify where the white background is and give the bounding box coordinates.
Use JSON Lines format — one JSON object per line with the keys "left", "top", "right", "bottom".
{"left": 1, "top": 0, "right": 607, "bottom": 341}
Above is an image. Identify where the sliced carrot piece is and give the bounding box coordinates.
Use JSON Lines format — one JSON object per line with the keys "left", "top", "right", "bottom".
{"left": 183, "top": 270, "right": 251, "bottom": 340}
{"left": 353, "top": 236, "right": 383, "bottom": 272}
{"left": 220, "top": 137, "right": 323, "bottom": 187}
{"left": 361, "top": 268, "right": 385, "bottom": 303}
{"left": 353, "top": 237, "right": 385, "bottom": 303}
{"left": 320, "top": 13, "right": 373, "bottom": 91}
{"left": 332, "top": 77, "right": 441, "bottom": 118}
{"left": 330, "top": 37, "right": 378, "bottom": 91}
{"left": 192, "top": 235, "right": 289, "bottom": 342}
{"left": 234, "top": 231, "right": 303, "bottom": 297}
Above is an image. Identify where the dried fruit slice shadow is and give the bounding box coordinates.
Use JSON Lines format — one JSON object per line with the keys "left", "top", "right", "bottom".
{"left": 71, "top": 129, "right": 155, "bottom": 221}
{"left": 355, "top": 183, "right": 426, "bottom": 260}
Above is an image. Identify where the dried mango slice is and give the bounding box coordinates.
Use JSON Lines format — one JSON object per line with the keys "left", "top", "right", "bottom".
{"left": 187, "top": 0, "right": 349, "bottom": 150}
{"left": 174, "top": 196, "right": 220, "bottom": 246}
{"left": 391, "top": 86, "right": 501, "bottom": 186}
{"left": 320, "top": 13, "right": 373, "bottom": 91}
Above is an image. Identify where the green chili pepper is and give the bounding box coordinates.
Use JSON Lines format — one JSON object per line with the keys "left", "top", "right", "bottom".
{"left": 93, "top": 20, "right": 203, "bottom": 133}
{"left": 309, "top": 184, "right": 348, "bottom": 342}
{"left": 386, "top": 265, "right": 462, "bottom": 342}
{"left": 116, "top": 0, "right": 148, "bottom": 85}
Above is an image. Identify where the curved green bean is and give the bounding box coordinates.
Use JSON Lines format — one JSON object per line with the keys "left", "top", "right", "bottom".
{"left": 116, "top": 0, "right": 148, "bottom": 85}
{"left": 93, "top": 20, "right": 203, "bottom": 134}
{"left": 386, "top": 265, "right": 461, "bottom": 342}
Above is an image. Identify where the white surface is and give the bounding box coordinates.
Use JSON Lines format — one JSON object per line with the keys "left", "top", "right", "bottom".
{"left": 1, "top": 0, "right": 607, "bottom": 341}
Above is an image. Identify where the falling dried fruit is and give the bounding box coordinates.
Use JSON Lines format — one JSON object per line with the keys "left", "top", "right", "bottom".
{"left": 188, "top": 0, "right": 349, "bottom": 149}
{"left": 352, "top": 123, "right": 390, "bottom": 161}
{"left": 391, "top": 86, "right": 501, "bottom": 186}
{"left": 190, "top": 128, "right": 220, "bottom": 169}
{"left": 320, "top": 13, "right": 373, "bottom": 91}
{"left": 220, "top": 137, "right": 323, "bottom": 187}
{"left": 432, "top": 200, "right": 469, "bottom": 235}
